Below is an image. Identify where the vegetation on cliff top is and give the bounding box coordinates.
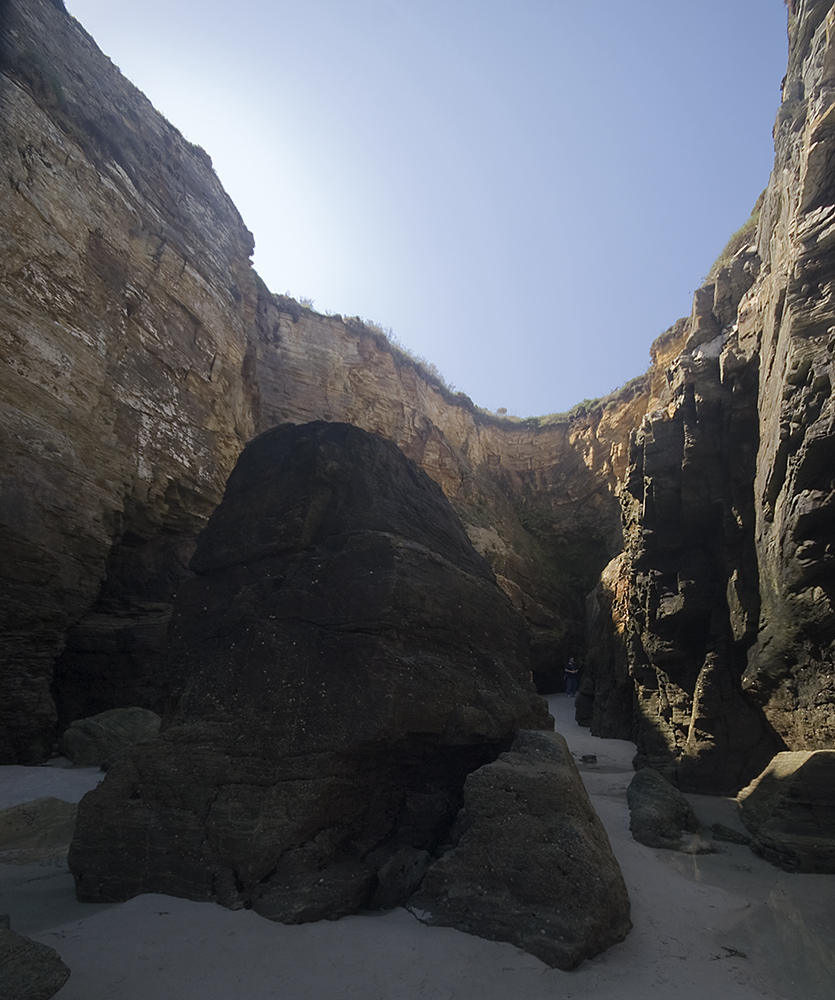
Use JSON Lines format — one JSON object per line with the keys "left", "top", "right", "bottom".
{"left": 703, "top": 189, "right": 765, "bottom": 284}
{"left": 278, "top": 296, "right": 650, "bottom": 430}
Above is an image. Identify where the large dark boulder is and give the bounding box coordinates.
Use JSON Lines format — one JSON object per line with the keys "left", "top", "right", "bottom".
{"left": 408, "top": 730, "right": 631, "bottom": 970}
{"left": 70, "top": 422, "right": 551, "bottom": 921}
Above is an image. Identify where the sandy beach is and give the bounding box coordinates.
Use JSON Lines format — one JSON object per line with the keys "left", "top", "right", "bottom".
{"left": 2, "top": 695, "right": 832, "bottom": 1000}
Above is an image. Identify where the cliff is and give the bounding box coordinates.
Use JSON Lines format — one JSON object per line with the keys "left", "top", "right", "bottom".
{"left": 250, "top": 298, "right": 650, "bottom": 687}
{"left": 0, "top": 0, "right": 262, "bottom": 762}
{"left": 0, "top": 0, "right": 642, "bottom": 763}
{"left": 3, "top": 0, "right": 833, "bottom": 789}
{"left": 582, "top": 0, "right": 835, "bottom": 793}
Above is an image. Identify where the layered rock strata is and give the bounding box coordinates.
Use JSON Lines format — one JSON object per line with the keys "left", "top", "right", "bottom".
{"left": 581, "top": 252, "right": 783, "bottom": 793}
{"left": 70, "top": 423, "right": 553, "bottom": 927}
{"left": 0, "top": 0, "right": 642, "bottom": 763}
{"left": 738, "top": 749, "right": 835, "bottom": 873}
{"left": 741, "top": 0, "right": 835, "bottom": 752}
{"left": 0, "top": 0, "right": 259, "bottom": 762}
{"left": 4, "top": 0, "right": 833, "bottom": 804}
{"left": 252, "top": 299, "right": 650, "bottom": 688}
{"left": 583, "top": 2, "right": 835, "bottom": 791}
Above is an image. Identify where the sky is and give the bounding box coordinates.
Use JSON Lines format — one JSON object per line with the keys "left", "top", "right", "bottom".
{"left": 65, "top": 0, "right": 789, "bottom": 417}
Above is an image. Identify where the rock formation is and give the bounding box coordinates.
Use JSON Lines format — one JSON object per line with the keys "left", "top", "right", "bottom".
{"left": 582, "top": 2, "right": 835, "bottom": 793}
{"left": 0, "top": 926, "right": 70, "bottom": 1000}
{"left": 251, "top": 298, "right": 651, "bottom": 689}
{"left": 60, "top": 706, "right": 161, "bottom": 766}
{"left": 410, "top": 729, "right": 632, "bottom": 970}
{"left": 741, "top": 0, "right": 835, "bottom": 755}
{"left": 1, "top": 0, "right": 832, "bottom": 814}
{"left": 1, "top": 0, "right": 259, "bottom": 763}
{"left": 0, "top": 796, "right": 77, "bottom": 864}
{"left": 738, "top": 749, "right": 835, "bottom": 873}
{"left": 0, "top": 0, "right": 641, "bottom": 765}
{"left": 626, "top": 768, "right": 700, "bottom": 852}
{"left": 69, "top": 422, "right": 553, "bottom": 924}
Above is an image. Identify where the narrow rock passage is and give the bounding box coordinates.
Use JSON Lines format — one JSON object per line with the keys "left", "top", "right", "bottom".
{"left": 547, "top": 694, "right": 835, "bottom": 1000}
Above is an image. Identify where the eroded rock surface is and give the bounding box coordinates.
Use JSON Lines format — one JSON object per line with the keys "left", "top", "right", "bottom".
{"left": 3, "top": 0, "right": 833, "bottom": 826}
{"left": 582, "top": 4, "right": 835, "bottom": 793}
{"left": 741, "top": 1, "right": 835, "bottom": 754}
{"left": 0, "top": 0, "right": 642, "bottom": 763}
{"left": 409, "top": 729, "right": 631, "bottom": 970}
{"left": 69, "top": 423, "right": 551, "bottom": 924}
{"left": 60, "top": 707, "right": 161, "bottom": 766}
{"left": 738, "top": 749, "right": 835, "bottom": 873}
{"left": 627, "top": 768, "right": 700, "bottom": 852}
{"left": 0, "top": 0, "right": 259, "bottom": 763}
{"left": 0, "top": 797, "right": 77, "bottom": 863}
{"left": 0, "top": 926, "right": 70, "bottom": 1000}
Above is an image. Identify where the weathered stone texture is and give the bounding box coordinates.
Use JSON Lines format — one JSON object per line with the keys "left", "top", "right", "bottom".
{"left": 626, "top": 768, "right": 700, "bottom": 851}
{"left": 0, "top": 796, "right": 77, "bottom": 863}
{"left": 583, "top": 300, "right": 781, "bottom": 793}
{"left": 741, "top": 3, "right": 835, "bottom": 752}
{"left": 0, "top": 0, "right": 644, "bottom": 763}
{"left": 409, "top": 730, "right": 631, "bottom": 970}
{"left": 577, "top": 552, "right": 633, "bottom": 737}
{"left": 583, "top": 4, "right": 835, "bottom": 792}
{"left": 69, "top": 423, "right": 552, "bottom": 924}
{"left": 6, "top": 0, "right": 833, "bottom": 810}
{"left": 252, "top": 299, "right": 648, "bottom": 686}
{"left": 0, "top": 0, "right": 259, "bottom": 762}
{"left": 738, "top": 749, "right": 835, "bottom": 872}
{"left": 60, "top": 706, "right": 161, "bottom": 766}
{"left": 0, "top": 926, "right": 70, "bottom": 1000}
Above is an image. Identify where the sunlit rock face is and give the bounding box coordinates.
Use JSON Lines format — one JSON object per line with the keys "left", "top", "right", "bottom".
{"left": 741, "top": 0, "right": 835, "bottom": 753}
{"left": 0, "top": 0, "right": 643, "bottom": 762}
{"left": 11, "top": 0, "right": 834, "bottom": 803}
{"left": 582, "top": 1, "right": 835, "bottom": 792}
{"left": 0, "top": 0, "right": 259, "bottom": 762}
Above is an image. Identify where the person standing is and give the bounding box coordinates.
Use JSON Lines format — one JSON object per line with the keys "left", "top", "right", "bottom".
{"left": 564, "top": 656, "right": 579, "bottom": 697}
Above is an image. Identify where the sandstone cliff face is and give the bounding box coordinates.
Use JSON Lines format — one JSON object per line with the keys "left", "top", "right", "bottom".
{"left": 583, "top": 0, "right": 835, "bottom": 792}
{"left": 0, "top": 0, "right": 260, "bottom": 761}
{"left": 0, "top": 0, "right": 642, "bottom": 762}
{"left": 742, "top": 0, "right": 835, "bottom": 752}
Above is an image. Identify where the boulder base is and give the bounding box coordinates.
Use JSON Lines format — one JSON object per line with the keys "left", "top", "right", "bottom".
{"left": 408, "top": 730, "right": 631, "bottom": 970}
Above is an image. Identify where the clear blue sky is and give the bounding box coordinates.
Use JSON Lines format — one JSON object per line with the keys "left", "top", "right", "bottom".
{"left": 66, "top": 0, "right": 789, "bottom": 417}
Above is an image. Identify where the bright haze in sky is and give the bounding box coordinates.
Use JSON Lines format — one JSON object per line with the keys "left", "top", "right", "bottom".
{"left": 66, "top": 0, "right": 788, "bottom": 417}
